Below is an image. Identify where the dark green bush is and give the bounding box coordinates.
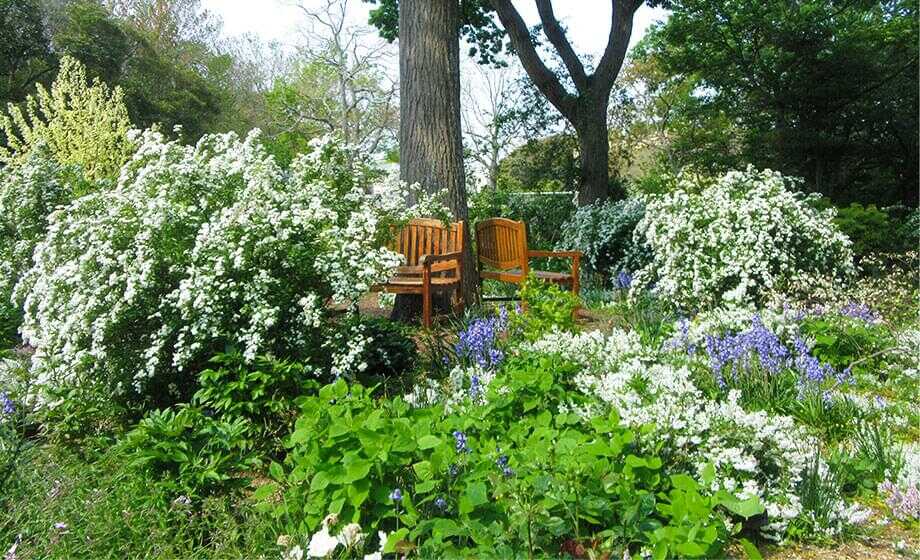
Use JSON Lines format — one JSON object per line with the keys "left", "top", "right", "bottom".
{"left": 328, "top": 315, "right": 417, "bottom": 390}
{"left": 194, "top": 352, "right": 319, "bottom": 450}
{"left": 120, "top": 405, "right": 260, "bottom": 499}
{"left": 833, "top": 203, "right": 910, "bottom": 260}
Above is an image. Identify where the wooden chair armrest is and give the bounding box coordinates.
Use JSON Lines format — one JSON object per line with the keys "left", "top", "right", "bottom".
{"left": 421, "top": 251, "right": 463, "bottom": 265}
{"left": 527, "top": 250, "right": 582, "bottom": 259}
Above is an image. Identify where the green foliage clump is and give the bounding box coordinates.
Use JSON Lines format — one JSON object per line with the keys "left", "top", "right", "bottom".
{"left": 263, "top": 357, "right": 761, "bottom": 558}
{"left": 558, "top": 198, "right": 651, "bottom": 281}
{"left": 194, "top": 352, "right": 319, "bottom": 451}
{"left": 513, "top": 275, "right": 580, "bottom": 341}
{"left": 799, "top": 315, "right": 896, "bottom": 379}
{"left": 0, "top": 55, "right": 135, "bottom": 182}
{"left": 120, "top": 406, "right": 260, "bottom": 499}
{"left": 833, "top": 203, "right": 911, "bottom": 260}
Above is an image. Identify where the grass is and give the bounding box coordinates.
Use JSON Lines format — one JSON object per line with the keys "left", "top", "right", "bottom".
{"left": 1, "top": 444, "right": 278, "bottom": 559}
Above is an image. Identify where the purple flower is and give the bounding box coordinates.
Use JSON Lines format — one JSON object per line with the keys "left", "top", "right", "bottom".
{"left": 614, "top": 271, "right": 633, "bottom": 290}
{"left": 840, "top": 302, "right": 879, "bottom": 323}
{"left": 879, "top": 481, "right": 920, "bottom": 521}
{"left": 389, "top": 488, "right": 402, "bottom": 502}
{"left": 469, "top": 376, "right": 481, "bottom": 398}
{"left": 705, "top": 315, "right": 790, "bottom": 380}
{"left": 0, "top": 392, "right": 14, "bottom": 416}
{"left": 452, "top": 431, "right": 470, "bottom": 453}
{"left": 455, "top": 315, "right": 506, "bottom": 370}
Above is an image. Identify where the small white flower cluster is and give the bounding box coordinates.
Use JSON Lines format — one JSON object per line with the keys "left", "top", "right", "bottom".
{"left": 403, "top": 363, "right": 496, "bottom": 412}
{"left": 633, "top": 166, "right": 855, "bottom": 311}
{"left": 530, "top": 329, "right": 814, "bottom": 537}
{"left": 14, "top": 130, "right": 442, "bottom": 395}
{"left": 278, "top": 514, "right": 386, "bottom": 560}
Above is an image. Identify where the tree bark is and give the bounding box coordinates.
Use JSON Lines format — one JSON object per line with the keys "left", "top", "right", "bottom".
{"left": 574, "top": 101, "right": 613, "bottom": 205}
{"left": 392, "top": 0, "right": 475, "bottom": 323}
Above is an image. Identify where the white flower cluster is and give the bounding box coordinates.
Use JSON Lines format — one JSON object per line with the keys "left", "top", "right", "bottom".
{"left": 403, "top": 363, "right": 497, "bottom": 412}
{"left": 15, "top": 130, "right": 440, "bottom": 394}
{"left": 633, "top": 167, "right": 855, "bottom": 310}
{"left": 530, "top": 329, "right": 814, "bottom": 537}
{"left": 0, "top": 145, "right": 73, "bottom": 310}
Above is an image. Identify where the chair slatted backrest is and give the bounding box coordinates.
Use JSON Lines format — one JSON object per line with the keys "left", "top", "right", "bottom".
{"left": 389, "top": 218, "right": 464, "bottom": 267}
{"left": 475, "top": 218, "right": 528, "bottom": 272}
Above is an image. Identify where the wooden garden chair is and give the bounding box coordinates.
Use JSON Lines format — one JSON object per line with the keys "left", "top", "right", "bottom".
{"left": 475, "top": 217, "right": 581, "bottom": 298}
{"left": 372, "top": 218, "right": 465, "bottom": 328}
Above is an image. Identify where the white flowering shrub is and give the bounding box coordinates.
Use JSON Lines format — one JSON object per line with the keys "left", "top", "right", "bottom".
{"left": 531, "top": 329, "right": 813, "bottom": 537}
{"left": 0, "top": 147, "right": 82, "bottom": 327}
{"left": 633, "top": 167, "right": 855, "bottom": 311}
{"left": 15, "top": 130, "right": 441, "bottom": 399}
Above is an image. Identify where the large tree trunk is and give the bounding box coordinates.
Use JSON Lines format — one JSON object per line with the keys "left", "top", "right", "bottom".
{"left": 392, "top": 0, "right": 475, "bottom": 324}
{"left": 574, "top": 102, "right": 612, "bottom": 205}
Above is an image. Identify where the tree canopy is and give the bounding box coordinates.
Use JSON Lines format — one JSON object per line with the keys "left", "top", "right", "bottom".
{"left": 639, "top": 0, "right": 919, "bottom": 206}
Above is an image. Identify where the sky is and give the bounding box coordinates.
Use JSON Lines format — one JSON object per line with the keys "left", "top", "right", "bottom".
{"left": 203, "top": 0, "right": 669, "bottom": 64}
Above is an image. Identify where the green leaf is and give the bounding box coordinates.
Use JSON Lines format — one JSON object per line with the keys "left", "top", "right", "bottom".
{"left": 412, "top": 461, "right": 433, "bottom": 480}
{"left": 721, "top": 495, "right": 764, "bottom": 519}
{"left": 344, "top": 459, "right": 372, "bottom": 483}
{"left": 309, "top": 471, "right": 330, "bottom": 492}
{"left": 417, "top": 435, "right": 441, "bottom": 449}
{"left": 740, "top": 538, "right": 763, "bottom": 560}
{"left": 465, "top": 481, "right": 488, "bottom": 507}
{"left": 251, "top": 482, "right": 278, "bottom": 501}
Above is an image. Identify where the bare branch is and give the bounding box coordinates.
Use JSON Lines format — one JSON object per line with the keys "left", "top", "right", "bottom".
{"left": 489, "top": 0, "right": 577, "bottom": 120}
{"left": 534, "top": 0, "right": 588, "bottom": 92}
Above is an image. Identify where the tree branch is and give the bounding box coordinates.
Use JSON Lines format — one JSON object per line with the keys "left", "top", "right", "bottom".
{"left": 534, "top": 0, "right": 588, "bottom": 92}
{"left": 489, "top": 0, "right": 576, "bottom": 120}
{"left": 594, "top": 0, "right": 642, "bottom": 96}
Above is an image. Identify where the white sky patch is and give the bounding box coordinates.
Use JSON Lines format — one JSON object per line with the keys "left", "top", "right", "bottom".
{"left": 204, "top": 0, "right": 668, "bottom": 62}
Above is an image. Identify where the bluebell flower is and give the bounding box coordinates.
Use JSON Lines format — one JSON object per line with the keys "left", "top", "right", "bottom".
{"left": 469, "top": 376, "right": 481, "bottom": 398}
{"left": 389, "top": 488, "right": 402, "bottom": 502}
{"left": 705, "top": 315, "right": 790, "bottom": 380}
{"left": 448, "top": 464, "right": 460, "bottom": 478}
{"left": 0, "top": 392, "right": 14, "bottom": 416}
{"left": 614, "top": 270, "right": 633, "bottom": 290}
{"left": 840, "top": 302, "right": 878, "bottom": 323}
{"left": 434, "top": 497, "right": 447, "bottom": 510}
{"left": 455, "top": 315, "right": 506, "bottom": 370}
{"left": 452, "top": 430, "right": 470, "bottom": 453}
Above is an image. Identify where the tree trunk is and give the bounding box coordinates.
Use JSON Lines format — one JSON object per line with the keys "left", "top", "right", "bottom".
{"left": 574, "top": 103, "right": 612, "bottom": 206}
{"left": 392, "top": 0, "right": 475, "bottom": 324}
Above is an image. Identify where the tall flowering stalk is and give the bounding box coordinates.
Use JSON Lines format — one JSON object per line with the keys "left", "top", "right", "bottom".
{"left": 454, "top": 309, "right": 508, "bottom": 371}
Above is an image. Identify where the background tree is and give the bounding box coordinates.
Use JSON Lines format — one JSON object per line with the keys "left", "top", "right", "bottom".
{"left": 396, "top": 0, "right": 475, "bottom": 313}
{"left": 0, "top": 0, "right": 56, "bottom": 106}
{"left": 367, "top": 0, "right": 652, "bottom": 205}
{"left": 266, "top": 0, "right": 398, "bottom": 164}
{"left": 640, "top": 0, "right": 919, "bottom": 206}
{"left": 461, "top": 63, "right": 530, "bottom": 190}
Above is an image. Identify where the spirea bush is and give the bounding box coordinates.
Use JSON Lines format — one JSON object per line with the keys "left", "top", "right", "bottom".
{"left": 633, "top": 167, "right": 855, "bottom": 311}
{"left": 0, "top": 146, "right": 85, "bottom": 332}
{"left": 15, "top": 130, "right": 440, "bottom": 401}
{"left": 557, "top": 198, "right": 651, "bottom": 280}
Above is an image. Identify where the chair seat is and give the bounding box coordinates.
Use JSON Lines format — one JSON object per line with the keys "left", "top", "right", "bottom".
{"left": 373, "top": 274, "right": 460, "bottom": 294}
{"left": 481, "top": 269, "right": 574, "bottom": 284}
